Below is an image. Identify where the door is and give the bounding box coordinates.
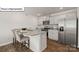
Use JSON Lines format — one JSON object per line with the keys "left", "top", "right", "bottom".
{"left": 64, "top": 12, "right": 77, "bottom": 47}
{"left": 58, "top": 18, "right": 65, "bottom": 43}
{"left": 58, "top": 12, "right": 77, "bottom": 48}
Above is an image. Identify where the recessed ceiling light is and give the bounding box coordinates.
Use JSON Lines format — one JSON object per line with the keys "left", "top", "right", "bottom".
{"left": 59, "top": 7, "right": 63, "bottom": 9}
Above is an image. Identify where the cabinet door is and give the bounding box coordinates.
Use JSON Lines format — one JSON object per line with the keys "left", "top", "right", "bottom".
{"left": 50, "top": 16, "right": 59, "bottom": 24}
{"left": 50, "top": 16, "right": 54, "bottom": 24}
{"left": 65, "top": 12, "right": 77, "bottom": 45}
{"left": 50, "top": 15, "right": 65, "bottom": 24}
{"left": 53, "top": 16, "right": 60, "bottom": 24}
{"left": 38, "top": 16, "right": 49, "bottom": 25}
{"left": 30, "top": 35, "right": 41, "bottom": 52}
{"left": 66, "top": 12, "right": 76, "bottom": 20}
{"left": 41, "top": 32, "right": 47, "bottom": 51}
{"left": 38, "top": 17, "right": 44, "bottom": 25}
{"left": 48, "top": 30, "right": 58, "bottom": 41}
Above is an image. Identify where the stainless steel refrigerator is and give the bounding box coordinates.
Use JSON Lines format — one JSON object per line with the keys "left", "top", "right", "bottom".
{"left": 58, "top": 13, "right": 78, "bottom": 48}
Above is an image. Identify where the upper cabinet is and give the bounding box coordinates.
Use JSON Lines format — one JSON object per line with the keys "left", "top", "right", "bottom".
{"left": 50, "top": 9, "right": 77, "bottom": 25}
{"left": 37, "top": 9, "right": 77, "bottom": 26}
{"left": 38, "top": 16, "right": 50, "bottom": 25}
{"left": 65, "top": 11, "right": 76, "bottom": 20}
{"left": 50, "top": 15, "right": 66, "bottom": 24}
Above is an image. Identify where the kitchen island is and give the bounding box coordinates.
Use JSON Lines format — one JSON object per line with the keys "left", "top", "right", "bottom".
{"left": 13, "top": 29, "right": 47, "bottom": 52}
{"left": 23, "top": 30, "right": 47, "bottom": 52}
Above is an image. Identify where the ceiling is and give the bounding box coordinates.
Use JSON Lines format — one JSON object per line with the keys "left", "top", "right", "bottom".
{"left": 24, "top": 7, "right": 76, "bottom": 16}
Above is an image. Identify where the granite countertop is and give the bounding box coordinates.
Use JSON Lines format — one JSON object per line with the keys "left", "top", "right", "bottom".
{"left": 12, "top": 28, "right": 46, "bottom": 36}
{"left": 23, "top": 30, "right": 46, "bottom": 36}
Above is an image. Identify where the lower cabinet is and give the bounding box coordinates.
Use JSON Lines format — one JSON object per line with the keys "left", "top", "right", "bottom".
{"left": 48, "top": 29, "right": 58, "bottom": 41}
{"left": 40, "top": 32, "right": 47, "bottom": 51}
{"left": 30, "top": 31, "right": 47, "bottom": 52}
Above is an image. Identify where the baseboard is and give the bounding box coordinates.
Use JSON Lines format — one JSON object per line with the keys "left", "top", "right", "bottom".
{"left": 0, "top": 41, "right": 13, "bottom": 47}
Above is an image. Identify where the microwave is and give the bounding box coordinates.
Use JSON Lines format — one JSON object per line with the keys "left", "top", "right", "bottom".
{"left": 43, "top": 20, "right": 50, "bottom": 25}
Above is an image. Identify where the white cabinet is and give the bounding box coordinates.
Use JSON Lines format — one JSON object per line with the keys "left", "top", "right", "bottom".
{"left": 30, "top": 35, "right": 40, "bottom": 52}
{"left": 49, "top": 16, "right": 54, "bottom": 24}
{"left": 30, "top": 31, "right": 47, "bottom": 52}
{"left": 40, "top": 32, "right": 47, "bottom": 51}
{"left": 38, "top": 16, "right": 49, "bottom": 25}
{"left": 65, "top": 12, "right": 76, "bottom": 20}
{"left": 48, "top": 29, "right": 58, "bottom": 41}
{"left": 50, "top": 15, "right": 66, "bottom": 24}
{"left": 38, "top": 17, "right": 45, "bottom": 25}
{"left": 50, "top": 9, "right": 76, "bottom": 25}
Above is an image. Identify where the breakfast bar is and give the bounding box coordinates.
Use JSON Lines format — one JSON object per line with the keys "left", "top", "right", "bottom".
{"left": 12, "top": 29, "right": 47, "bottom": 52}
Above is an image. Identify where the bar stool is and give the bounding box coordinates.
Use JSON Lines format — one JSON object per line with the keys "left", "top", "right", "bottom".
{"left": 12, "top": 29, "right": 30, "bottom": 48}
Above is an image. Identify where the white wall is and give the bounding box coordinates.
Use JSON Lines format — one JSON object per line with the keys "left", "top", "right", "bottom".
{"left": 0, "top": 12, "right": 38, "bottom": 46}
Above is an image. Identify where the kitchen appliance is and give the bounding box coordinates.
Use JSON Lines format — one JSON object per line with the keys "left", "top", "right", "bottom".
{"left": 43, "top": 20, "right": 49, "bottom": 25}
{"left": 49, "top": 24, "right": 58, "bottom": 30}
{"left": 58, "top": 13, "right": 78, "bottom": 48}
{"left": 42, "top": 20, "right": 50, "bottom": 39}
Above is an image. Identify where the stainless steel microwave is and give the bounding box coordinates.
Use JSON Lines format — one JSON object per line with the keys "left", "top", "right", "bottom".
{"left": 43, "top": 20, "right": 49, "bottom": 25}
